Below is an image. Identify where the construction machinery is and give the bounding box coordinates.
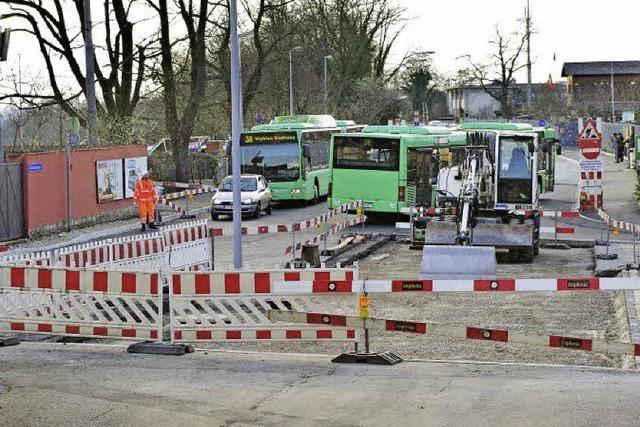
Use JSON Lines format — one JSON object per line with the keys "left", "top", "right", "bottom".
{"left": 416, "top": 123, "right": 542, "bottom": 277}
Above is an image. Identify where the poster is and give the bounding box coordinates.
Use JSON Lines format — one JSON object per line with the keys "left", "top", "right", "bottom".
{"left": 124, "top": 157, "right": 148, "bottom": 198}
{"left": 96, "top": 159, "right": 124, "bottom": 203}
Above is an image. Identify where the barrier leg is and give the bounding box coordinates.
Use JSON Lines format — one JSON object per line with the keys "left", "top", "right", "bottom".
{"left": 332, "top": 291, "right": 402, "bottom": 365}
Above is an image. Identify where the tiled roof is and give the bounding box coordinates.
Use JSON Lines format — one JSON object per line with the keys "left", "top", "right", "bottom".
{"left": 561, "top": 61, "right": 640, "bottom": 77}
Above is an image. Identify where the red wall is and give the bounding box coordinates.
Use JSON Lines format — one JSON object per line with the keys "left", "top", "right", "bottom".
{"left": 18, "top": 145, "right": 146, "bottom": 231}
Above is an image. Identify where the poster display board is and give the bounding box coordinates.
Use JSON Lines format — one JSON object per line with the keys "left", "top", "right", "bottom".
{"left": 124, "top": 157, "right": 148, "bottom": 198}
{"left": 96, "top": 159, "right": 124, "bottom": 203}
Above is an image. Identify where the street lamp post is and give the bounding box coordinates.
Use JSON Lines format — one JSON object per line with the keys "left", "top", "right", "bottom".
{"left": 83, "top": 0, "right": 98, "bottom": 145}
{"left": 289, "top": 47, "right": 302, "bottom": 115}
{"left": 230, "top": 0, "right": 243, "bottom": 269}
{"left": 611, "top": 61, "right": 616, "bottom": 123}
{"left": 323, "top": 55, "right": 333, "bottom": 114}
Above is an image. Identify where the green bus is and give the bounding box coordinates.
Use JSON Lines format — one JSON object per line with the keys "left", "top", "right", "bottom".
{"left": 328, "top": 125, "right": 467, "bottom": 214}
{"left": 240, "top": 115, "right": 342, "bottom": 203}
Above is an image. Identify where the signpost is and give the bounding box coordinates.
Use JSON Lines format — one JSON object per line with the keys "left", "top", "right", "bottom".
{"left": 577, "top": 118, "right": 603, "bottom": 211}
{"left": 66, "top": 117, "right": 80, "bottom": 231}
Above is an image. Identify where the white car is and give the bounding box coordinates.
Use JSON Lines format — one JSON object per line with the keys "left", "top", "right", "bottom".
{"left": 211, "top": 174, "right": 273, "bottom": 220}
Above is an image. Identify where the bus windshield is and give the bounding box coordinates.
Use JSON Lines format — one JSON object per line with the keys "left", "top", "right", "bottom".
{"left": 333, "top": 137, "right": 400, "bottom": 171}
{"left": 240, "top": 143, "right": 300, "bottom": 182}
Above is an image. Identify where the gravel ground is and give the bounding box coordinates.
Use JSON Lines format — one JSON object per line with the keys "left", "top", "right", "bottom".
{"left": 195, "top": 242, "right": 627, "bottom": 368}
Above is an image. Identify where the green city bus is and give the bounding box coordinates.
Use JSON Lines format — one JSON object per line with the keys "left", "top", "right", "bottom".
{"left": 240, "top": 115, "right": 342, "bottom": 203}
{"left": 328, "top": 125, "right": 467, "bottom": 214}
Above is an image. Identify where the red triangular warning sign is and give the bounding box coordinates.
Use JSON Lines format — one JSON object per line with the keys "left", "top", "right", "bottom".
{"left": 578, "top": 119, "right": 601, "bottom": 141}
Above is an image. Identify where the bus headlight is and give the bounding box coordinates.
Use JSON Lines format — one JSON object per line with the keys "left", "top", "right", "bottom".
{"left": 290, "top": 188, "right": 302, "bottom": 194}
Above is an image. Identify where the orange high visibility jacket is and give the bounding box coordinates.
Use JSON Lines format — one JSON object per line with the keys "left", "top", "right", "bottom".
{"left": 133, "top": 179, "right": 158, "bottom": 204}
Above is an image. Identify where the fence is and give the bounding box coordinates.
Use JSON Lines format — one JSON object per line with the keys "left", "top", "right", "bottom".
{"left": 0, "top": 265, "right": 162, "bottom": 341}
{"left": 170, "top": 268, "right": 358, "bottom": 344}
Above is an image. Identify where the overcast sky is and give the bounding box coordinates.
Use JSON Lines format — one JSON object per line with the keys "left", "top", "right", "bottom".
{"left": 395, "top": 0, "right": 640, "bottom": 83}
{"left": 1, "top": 0, "right": 639, "bottom": 90}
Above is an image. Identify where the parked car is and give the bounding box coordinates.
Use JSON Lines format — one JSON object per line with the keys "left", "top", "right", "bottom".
{"left": 210, "top": 174, "right": 273, "bottom": 220}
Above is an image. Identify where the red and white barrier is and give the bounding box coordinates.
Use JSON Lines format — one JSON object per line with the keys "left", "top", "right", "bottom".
{"left": 209, "top": 201, "right": 362, "bottom": 237}
{"left": 0, "top": 251, "right": 53, "bottom": 267}
{"left": 270, "top": 310, "right": 640, "bottom": 357}
{"left": 540, "top": 227, "right": 575, "bottom": 234}
{"left": 539, "top": 211, "right": 580, "bottom": 218}
{"left": 598, "top": 209, "right": 640, "bottom": 235}
{"left": 0, "top": 265, "right": 161, "bottom": 341}
{"left": 170, "top": 268, "right": 358, "bottom": 344}
{"left": 271, "top": 277, "right": 640, "bottom": 294}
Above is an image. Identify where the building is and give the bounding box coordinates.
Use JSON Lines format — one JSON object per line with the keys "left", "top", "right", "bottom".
{"left": 561, "top": 61, "right": 640, "bottom": 118}
{"left": 446, "top": 82, "right": 566, "bottom": 120}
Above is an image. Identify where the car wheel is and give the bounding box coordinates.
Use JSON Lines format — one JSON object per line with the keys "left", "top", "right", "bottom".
{"left": 253, "top": 202, "right": 261, "bottom": 219}
{"left": 266, "top": 201, "right": 273, "bottom": 215}
{"left": 211, "top": 210, "right": 218, "bottom": 221}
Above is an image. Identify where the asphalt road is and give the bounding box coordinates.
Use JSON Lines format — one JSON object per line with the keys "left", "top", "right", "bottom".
{"left": 1, "top": 342, "right": 639, "bottom": 426}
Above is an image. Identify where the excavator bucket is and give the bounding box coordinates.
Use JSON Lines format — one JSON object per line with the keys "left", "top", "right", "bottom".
{"left": 419, "top": 245, "right": 496, "bottom": 280}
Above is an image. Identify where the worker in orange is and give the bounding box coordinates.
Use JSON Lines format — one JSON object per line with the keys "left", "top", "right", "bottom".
{"left": 133, "top": 170, "right": 159, "bottom": 231}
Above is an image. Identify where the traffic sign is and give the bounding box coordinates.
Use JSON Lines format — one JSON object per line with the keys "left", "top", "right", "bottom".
{"left": 578, "top": 118, "right": 601, "bottom": 141}
{"left": 538, "top": 119, "right": 546, "bottom": 127}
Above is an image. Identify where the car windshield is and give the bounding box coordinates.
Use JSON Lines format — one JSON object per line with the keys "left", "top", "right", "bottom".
{"left": 240, "top": 143, "right": 300, "bottom": 182}
{"left": 218, "top": 177, "right": 257, "bottom": 192}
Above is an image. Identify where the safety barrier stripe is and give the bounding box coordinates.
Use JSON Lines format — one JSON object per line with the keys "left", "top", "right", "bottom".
{"left": 0, "top": 266, "right": 159, "bottom": 294}
{"left": 162, "top": 220, "right": 209, "bottom": 245}
{"left": 400, "top": 207, "right": 457, "bottom": 217}
{"left": 0, "top": 321, "right": 159, "bottom": 341}
{"left": 161, "top": 186, "right": 216, "bottom": 201}
{"left": 0, "top": 251, "right": 53, "bottom": 266}
{"left": 284, "top": 216, "right": 366, "bottom": 254}
{"left": 540, "top": 227, "right": 575, "bottom": 234}
{"left": 208, "top": 201, "right": 362, "bottom": 237}
{"left": 539, "top": 211, "right": 581, "bottom": 218}
{"left": 171, "top": 269, "right": 356, "bottom": 295}
{"left": 271, "top": 277, "right": 640, "bottom": 294}
{"left": 598, "top": 208, "right": 640, "bottom": 235}
{"left": 172, "top": 327, "right": 355, "bottom": 342}
{"left": 270, "top": 310, "right": 640, "bottom": 357}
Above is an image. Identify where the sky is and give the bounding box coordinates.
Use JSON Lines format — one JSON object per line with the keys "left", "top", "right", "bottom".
{"left": 394, "top": 0, "right": 640, "bottom": 83}
{"left": 1, "top": 0, "right": 640, "bottom": 93}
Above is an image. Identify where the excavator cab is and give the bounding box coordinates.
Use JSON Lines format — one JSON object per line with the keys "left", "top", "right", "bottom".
{"left": 495, "top": 134, "right": 537, "bottom": 210}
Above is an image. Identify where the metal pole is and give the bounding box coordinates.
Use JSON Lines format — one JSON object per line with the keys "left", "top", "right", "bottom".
{"left": 66, "top": 131, "right": 72, "bottom": 232}
{"left": 323, "top": 57, "right": 328, "bottom": 114}
{"left": 292, "top": 226, "right": 296, "bottom": 260}
{"left": 554, "top": 210, "right": 558, "bottom": 243}
{"left": 289, "top": 50, "right": 294, "bottom": 115}
{"left": 526, "top": 0, "right": 532, "bottom": 113}
{"left": 210, "top": 228, "right": 215, "bottom": 271}
{"left": 230, "top": 0, "right": 243, "bottom": 269}
{"left": 83, "top": 0, "right": 98, "bottom": 145}
{"left": 0, "top": 119, "right": 4, "bottom": 163}
{"left": 611, "top": 61, "right": 615, "bottom": 122}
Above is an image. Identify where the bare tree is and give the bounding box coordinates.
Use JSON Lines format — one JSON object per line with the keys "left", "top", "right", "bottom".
{"left": 464, "top": 26, "right": 527, "bottom": 118}
{"left": 0, "top": 0, "right": 150, "bottom": 125}
{"left": 147, "top": 0, "right": 209, "bottom": 182}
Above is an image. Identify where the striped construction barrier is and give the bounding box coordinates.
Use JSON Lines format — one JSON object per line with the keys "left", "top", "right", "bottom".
{"left": 0, "top": 265, "right": 162, "bottom": 341}
{"left": 269, "top": 310, "right": 640, "bottom": 358}
{"left": 285, "top": 216, "right": 366, "bottom": 254}
{"left": 0, "top": 250, "right": 53, "bottom": 267}
{"left": 540, "top": 227, "right": 575, "bottom": 234}
{"left": 209, "top": 201, "right": 362, "bottom": 237}
{"left": 169, "top": 268, "right": 358, "bottom": 343}
{"left": 269, "top": 277, "right": 640, "bottom": 294}
{"left": 598, "top": 208, "right": 640, "bottom": 235}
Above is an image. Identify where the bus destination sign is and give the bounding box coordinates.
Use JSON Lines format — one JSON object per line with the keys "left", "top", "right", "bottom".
{"left": 242, "top": 132, "right": 297, "bottom": 144}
